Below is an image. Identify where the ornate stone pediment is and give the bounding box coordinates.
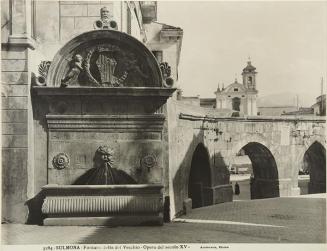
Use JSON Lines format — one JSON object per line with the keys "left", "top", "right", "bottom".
{"left": 47, "top": 30, "right": 163, "bottom": 87}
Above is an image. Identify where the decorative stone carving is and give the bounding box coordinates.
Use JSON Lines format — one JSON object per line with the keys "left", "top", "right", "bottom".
{"left": 35, "top": 61, "right": 51, "bottom": 86}
{"left": 160, "top": 62, "right": 171, "bottom": 79}
{"left": 73, "top": 146, "right": 136, "bottom": 185}
{"left": 94, "top": 7, "right": 118, "bottom": 30}
{"left": 291, "top": 130, "right": 300, "bottom": 138}
{"left": 39, "top": 61, "right": 51, "bottom": 79}
{"left": 58, "top": 45, "right": 151, "bottom": 87}
{"left": 83, "top": 46, "right": 128, "bottom": 87}
{"left": 140, "top": 154, "right": 157, "bottom": 172}
{"left": 97, "top": 51, "right": 117, "bottom": 83}
{"left": 52, "top": 153, "right": 70, "bottom": 169}
{"left": 160, "top": 62, "right": 174, "bottom": 87}
{"left": 46, "top": 30, "right": 164, "bottom": 87}
{"left": 61, "top": 54, "right": 83, "bottom": 87}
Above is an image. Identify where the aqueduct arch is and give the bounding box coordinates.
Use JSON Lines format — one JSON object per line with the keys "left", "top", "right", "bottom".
{"left": 238, "top": 142, "right": 280, "bottom": 199}
{"left": 303, "top": 141, "right": 326, "bottom": 194}
{"left": 188, "top": 143, "right": 212, "bottom": 208}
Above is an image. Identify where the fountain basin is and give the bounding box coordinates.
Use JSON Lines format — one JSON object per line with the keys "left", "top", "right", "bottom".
{"left": 41, "top": 184, "right": 164, "bottom": 226}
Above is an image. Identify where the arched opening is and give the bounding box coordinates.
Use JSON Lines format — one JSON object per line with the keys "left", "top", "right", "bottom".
{"left": 233, "top": 142, "right": 279, "bottom": 200}
{"left": 300, "top": 142, "right": 326, "bottom": 194}
{"left": 247, "top": 76, "right": 252, "bottom": 84}
{"left": 232, "top": 97, "right": 241, "bottom": 111}
{"left": 188, "top": 144, "right": 212, "bottom": 208}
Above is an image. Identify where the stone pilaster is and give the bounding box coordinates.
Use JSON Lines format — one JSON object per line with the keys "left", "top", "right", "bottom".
{"left": 1, "top": 0, "right": 35, "bottom": 223}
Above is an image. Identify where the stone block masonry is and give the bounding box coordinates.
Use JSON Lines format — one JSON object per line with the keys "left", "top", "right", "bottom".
{"left": 1, "top": 46, "right": 30, "bottom": 223}
{"left": 58, "top": 1, "right": 116, "bottom": 42}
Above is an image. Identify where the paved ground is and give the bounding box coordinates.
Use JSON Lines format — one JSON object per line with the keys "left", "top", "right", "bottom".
{"left": 1, "top": 196, "right": 326, "bottom": 244}
{"left": 230, "top": 174, "right": 251, "bottom": 201}
{"left": 229, "top": 174, "right": 311, "bottom": 200}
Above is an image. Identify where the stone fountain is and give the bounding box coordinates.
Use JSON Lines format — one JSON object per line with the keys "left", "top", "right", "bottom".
{"left": 32, "top": 14, "right": 175, "bottom": 225}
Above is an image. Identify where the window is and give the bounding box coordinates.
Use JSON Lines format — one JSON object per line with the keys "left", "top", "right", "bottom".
{"left": 247, "top": 76, "right": 252, "bottom": 84}
{"left": 152, "top": 51, "right": 163, "bottom": 63}
{"left": 234, "top": 88, "right": 238, "bottom": 92}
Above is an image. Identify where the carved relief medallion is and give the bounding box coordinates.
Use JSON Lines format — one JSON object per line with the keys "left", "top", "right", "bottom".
{"left": 52, "top": 153, "right": 70, "bottom": 170}
{"left": 140, "top": 154, "right": 157, "bottom": 171}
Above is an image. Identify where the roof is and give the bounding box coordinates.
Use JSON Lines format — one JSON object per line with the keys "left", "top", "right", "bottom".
{"left": 153, "top": 21, "right": 183, "bottom": 31}
{"left": 220, "top": 79, "right": 246, "bottom": 93}
{"left": 153, "top": 21, "right": 183, "bottom": 71}
{"left": 242, "top": 61, "right": 257, "bottom": 73}
{"left": 162, "top": 24, "right": 183, "bottom": 32}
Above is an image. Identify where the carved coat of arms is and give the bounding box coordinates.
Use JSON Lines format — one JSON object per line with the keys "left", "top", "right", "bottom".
{"left": 83, "top": 45, "right": 127, "bottom": 87}
{"left": 96, "top": 51, "right": 117, "bottom": 85}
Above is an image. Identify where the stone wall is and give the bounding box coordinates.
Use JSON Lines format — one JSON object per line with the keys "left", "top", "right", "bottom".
{"left": 34, "top": 1, "right": 139, "bottom": 42}
{"left": 1, "top": 0, "right": 37, "bottom": 223}
{"left": 31, "top": 1, "right": 144, "bottom": 65}
{"left": 1, "top": 0, "right": 10, "bottom": 43}
{"left": 1, "top": 46, "right": 31, "bottom": 223}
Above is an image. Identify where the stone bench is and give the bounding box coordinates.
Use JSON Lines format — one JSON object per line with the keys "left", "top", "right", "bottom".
{"left": 41, "top": 184, "right": 164, "bottom": 226}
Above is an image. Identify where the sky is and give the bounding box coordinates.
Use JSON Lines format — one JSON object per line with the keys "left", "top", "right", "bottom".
{"left": 157, "top": 1, "right": 327, "bottom": 106}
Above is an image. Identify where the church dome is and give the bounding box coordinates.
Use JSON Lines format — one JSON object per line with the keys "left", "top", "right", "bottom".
{"left": 242, "top": 61, "right": 256, "bottom": 73}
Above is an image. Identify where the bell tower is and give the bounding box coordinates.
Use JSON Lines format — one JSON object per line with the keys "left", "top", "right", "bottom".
{"left": 242, "top": 60, "right": 257, "bottom": 90}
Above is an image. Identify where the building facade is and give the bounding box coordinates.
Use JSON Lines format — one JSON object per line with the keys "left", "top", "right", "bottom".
{"left": 1, "top": 0, "right": 183, "bottom": 223}
{"left": 215, "top": 61, "right": 258, "bottom": 116}
{"left": 312, "top": 94, "right": 326, "bottom": 116}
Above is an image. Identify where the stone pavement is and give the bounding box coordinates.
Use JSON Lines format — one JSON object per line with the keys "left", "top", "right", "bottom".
{"left": 1, "top": 196, "right": 326, "bottom": 244}
{"left": 179, "top": 196, "right": 326, "bottom": 243}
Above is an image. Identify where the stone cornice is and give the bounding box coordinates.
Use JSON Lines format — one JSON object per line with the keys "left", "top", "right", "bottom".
{"left": 4, "top": 35, "right": 36, "bottom": 50}
{"left": 33, "top": 87, "right": 176, "bottom": 98}
{"left": 46, "top": 114, "right": 166, "bottom": 131}
{"left": 179, "top": 113, "right": 326, "bottom": 123}
{"left": 42, "top": 184, "right": 164, "bottom": 196}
